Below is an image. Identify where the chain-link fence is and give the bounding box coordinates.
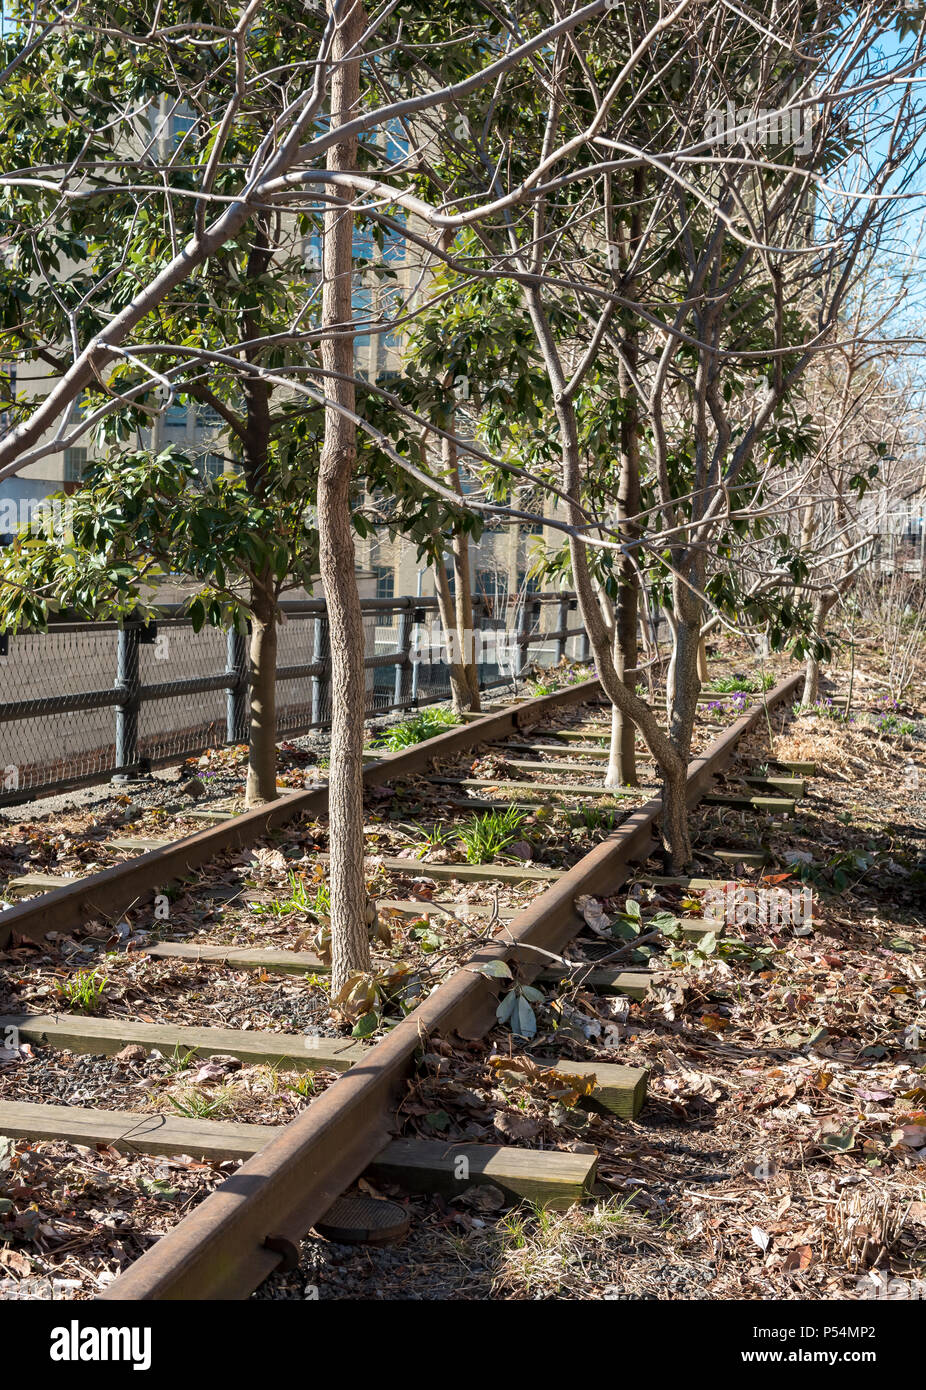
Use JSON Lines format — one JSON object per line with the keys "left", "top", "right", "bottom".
{"left": 0, "top": 593, "right": 588, "bottom": 804}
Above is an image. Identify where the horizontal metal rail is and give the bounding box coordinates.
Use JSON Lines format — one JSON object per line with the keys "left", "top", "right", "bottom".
{"left": 0, "top": 687, "right": 124, "bottom": 722}
{"left": 99, "top": 671, "right": 802, "bottom": 1301}
{"left": 37, "top": 592, "right": 577, "bottom": 627}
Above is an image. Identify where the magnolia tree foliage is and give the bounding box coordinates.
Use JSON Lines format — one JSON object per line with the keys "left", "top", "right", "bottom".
{"left": 0, "top": 0, "right": 922, "bottom": 911}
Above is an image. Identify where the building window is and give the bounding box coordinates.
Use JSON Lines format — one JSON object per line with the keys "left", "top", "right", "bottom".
{"left": 476, "top": 569, "right": 507, "bottom": 600}
{"left": 196, "top": 453, "right": 224, "bottom": 480}
{"left": 195, "top": 403, "right": 222, "bottom": 431}
{"left": 352, "top": 226, "right": 374, "bottom": 262}
{"left": 303, "top": 232, "right": 322, "bottom": 272}
{"left": 381, "top": 283, "right": 403, "bottom": 348}
{"left": 373, "top": 565, "right": 394, "bottom": 599}
{"left": 385, "top": 120, "right": 409, "bottom": 165}
{"left": 64, "top": 447, "right": 88, "bottom": 482}
{"left": 164, "top": 401, "right": 187, "bottom": 430}
{"left": 170, "top": 112, "right": 196, "bottom": 147}
{"left": 351, "top": 281, "right": 373, "bottom": 347}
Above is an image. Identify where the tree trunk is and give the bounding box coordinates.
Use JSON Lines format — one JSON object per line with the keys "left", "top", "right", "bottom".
{"left": 664, "top": 608, "right": 678, "bottom": 726}
{"left": 605, "top": 623, "right": 626, "bottom": 789}
{"left": 802, "top": 647, "right": 820, "bottom": 706}
{"left": 697, "top": 634, "right": 709, "bottom": 683}
{"left": 523, "top": 285, "right": 690, "bottom": 866}
{"left": 240, "top": 216, "right": 277, "bottom": 808}
{"left": 661, "top": 760, "right": 692, "bottom": 870}
{"left": 612, "top": 595, "right": 638, "bottom": 784}
{"left": 801, "top": 593, "right": 831, "bottom": 705}
{"left": 441, "top": 409, "right": 480, "bottom": 711}
{"left": 610, "top": 182, "right": 642, "bottom": 785}
{"left": 662, "top": 606, "right": 701, "bottom": 868}
{"left": 669, "top": 613, "right": 702, "bottom": 766}
{"left": 245, "top": 576, "right": 278, "bottom": 805}
{"left": 452, "top": 532, "right": 481, "bottom": 711}
{"left": 433, "top": 546, "right": 473, "bottom": 712}
{"left": 613, "top": 341, "right": 641, "bottom": 780}
{"left": 318, "top": 0, "right": 370, "bottom": 994}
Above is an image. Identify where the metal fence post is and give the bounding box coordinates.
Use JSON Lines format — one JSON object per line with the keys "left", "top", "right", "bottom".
{"left": 516, "top": 598, "right": 541, "bottom": 676}
{"left": 393, "top": 600, "right": 415, "bottom": 709}
{"left": 410, "top": 608, "right": 423, "bottom": 705}
{"left": 555, "top": 595, "right": 570, "bottom": 663}
{"left": 311, "top": 609, "right": 331, "bottom": 725}
{"left": 575, "top": 599, "right": 590, "bottom": 664}
{"left": 113, "top": 625, "right": 140, "bottom": 779}
{"left": 470, "top": 596, "right": 483, "bottom": 686}
{"left": 226, "top": 626, "right": 249, "bottom": 744}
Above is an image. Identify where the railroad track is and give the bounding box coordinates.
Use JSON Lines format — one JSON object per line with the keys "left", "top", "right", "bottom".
{"left": 0, "top": 670, "right": 806, "bottom": 1300}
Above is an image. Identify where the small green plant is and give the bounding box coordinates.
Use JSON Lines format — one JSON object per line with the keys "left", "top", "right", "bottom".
{"left": 707, "top": 673, "right": 774, "bottom": 694}
{"left": 792, "top": 848, "right": 875, "bottom": 893}
{"left": 287, "top": 1074, "right": 317, "bottom": 1099}
{"left": 474, "top": 961, "right": 546, "bottom": 1038}
{"left": 793, "top": 696, "right": 847, "bottom": 722}
{"left": 370, "top": 707, "right": 458, "bottom": 750}
{"left": 529, "top": 679, "right": 555, "bottom": 696}
{"left": 253, "top": 870, "right": 329, "bottom": 917}
{"left": 567, "top": 807, "right": 618, "bottom": 836}
{"left": 457, "top": 806, "right": 529, "bottom": 863}
{"left": 872, "top": 711, "right": 915, "bottom": 737}
{"left": 412, "top": 822, "right": 457, "bottom": 857}
{"left": 167, "top": 1087, "right": 235, "bottom": 1119}
{"left": 610, "top": 897, "right": 680, "bottom": 959}
{"left": 164, "top": 1045, "right": 198, "bottom": 1075}
{"left": 135, "top": 1175, "right": 180, "bottom": 1201}
{"left": 53, "top": 968, "right": 108, "bottom": 1014}
{"left": 331, "top": 964, "right": 417, "bottom": 1038}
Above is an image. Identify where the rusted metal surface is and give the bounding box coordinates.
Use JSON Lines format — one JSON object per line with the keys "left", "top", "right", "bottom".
{"left": 0, "top": 678, "right": 601, "bottom": 949}
{"left": 101, "top": 672, "right": 801, "bottom": 1301}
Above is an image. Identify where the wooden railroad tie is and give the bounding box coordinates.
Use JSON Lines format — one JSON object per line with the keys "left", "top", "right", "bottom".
{"left": 372, "top": 853, "right": 563, "bottom": 883}
{"left": 642, "top": 873, "right": 757, "bottom": 890}
{"left": 497, "top": 741, "right": 614, "bottom": 758}
{"left": 535, "top": 964, "right": 651, "bottom": 998}
{"left": 109, "top": 836, "right": 174, "bottom": 852}
{"left": 0, "top": 1012, "right": 366, "bottom": 1073}
{"left": 146, "top": 940, "right": 331, "bottom": 974}
{"left": 145, "top": 938, "right": 651, "bottom": 999}
{"left": 742, "top": 774, "right": 806, "bottom": 797}
{"left": 702, "top": 793, "right": 796, "bottom": 815}
{"left": 0, "top": 1013, "right": 649, "bottom": 1117}
{"left": 4, "top": 872, "right": 76, "bottom": 898}
{"left": 501, "top": 758, "right": 640, "bottom": 778}
{"left": 0, "top": 1101, "right": 596, "bottom": 1209}
{"left": 529, "top": 729, "right": 610, "bottom": 744}
{"left": 708, "top": 848, "right": 771, "bottom": 867}
{"left": 426, "top": 776, "right": 638, "bottom": 800}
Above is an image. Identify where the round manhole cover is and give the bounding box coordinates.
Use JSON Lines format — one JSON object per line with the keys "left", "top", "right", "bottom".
{"left": 314, "top": 1196, "right": 410, "bottom": 1246}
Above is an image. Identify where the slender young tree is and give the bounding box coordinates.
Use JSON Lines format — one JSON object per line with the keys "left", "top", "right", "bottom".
{"left": 317, "top": 0, "right": 372, "bottom": 990}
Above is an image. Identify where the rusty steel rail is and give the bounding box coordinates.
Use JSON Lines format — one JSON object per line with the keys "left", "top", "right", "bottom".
{"left": 0, "top": 676, "right": 601, "bottom": 948}
{"left": 100, "top": 671, "right": 802, "bottom": 1300}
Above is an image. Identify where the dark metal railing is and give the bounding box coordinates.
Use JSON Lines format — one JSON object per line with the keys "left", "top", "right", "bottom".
{"left": 0, "top": 591, "right": 588, "bottom": 803}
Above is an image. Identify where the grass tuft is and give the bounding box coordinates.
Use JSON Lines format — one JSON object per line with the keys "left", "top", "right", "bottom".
{"left": 457, "top": 806, "right": 529, "bottom": 863}
{"left": 371, "top": 708, "right": 459, "bottom": 751}
{"left": 53, "top": 968, "right": 108, "bottom": 1014}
